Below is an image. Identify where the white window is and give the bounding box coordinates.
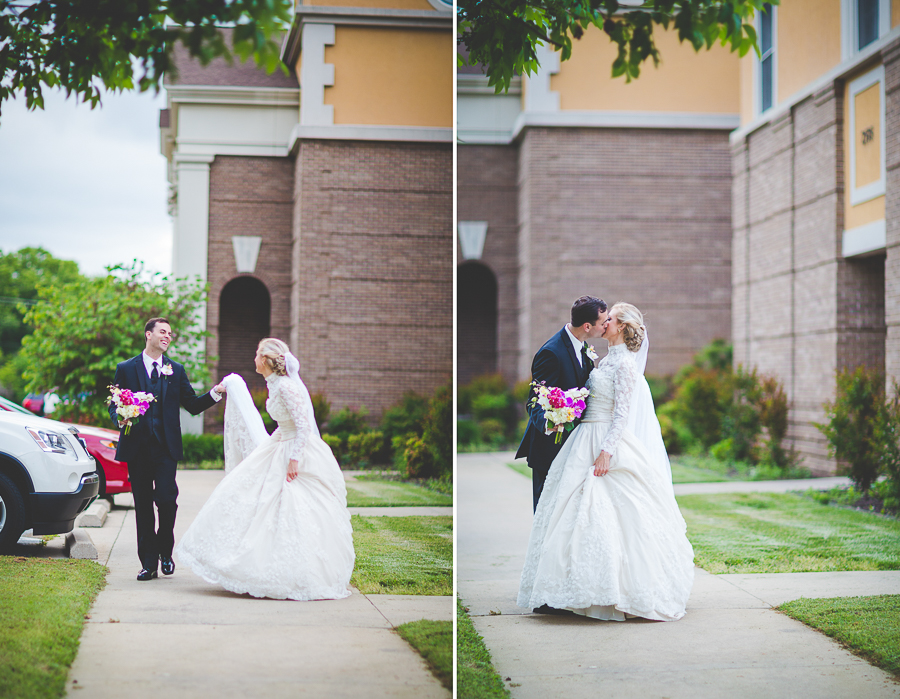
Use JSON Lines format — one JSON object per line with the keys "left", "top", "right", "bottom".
{"left": 842, "top": 0, "right": 891, "bottom": 57}
{"left": 757, "top": 4, "right": 776, "bottom": 115}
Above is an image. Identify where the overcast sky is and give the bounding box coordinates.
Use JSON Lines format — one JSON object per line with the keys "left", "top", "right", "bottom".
{"left": 0, "top": 86, "right": 172, "bottom": 277}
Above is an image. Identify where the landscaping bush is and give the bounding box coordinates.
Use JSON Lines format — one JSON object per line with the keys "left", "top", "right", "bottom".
{"left": 457, "top": 373, "right": 526, "bottom": 450}
{"left": 182, "top": 433, "right": 225, "bottom": 463}
{"left": 251, "top": 388, "right": 276, "bottom": 434}
{"left": 380, "top": 391, "right": 429, "bottom": 457}
{"left": 817, "top": 367, "right": 886, "bottom": 492}
{"left": 326, "top": 406, "right": 370, "bottom": 442}
{"left": 322, "top": 433, "right": 344, "bottom": 463}
{"left": 422, "top": 382, "right": 451, "bottom": 476}
{"left": 457, "top": 418, "right": 480, "bottom": 446}
{"left": 346, "top": 431, "right": 383, "bottom": 468}
{"left": 310, "top": 391, "right": 331, "bottom": 433}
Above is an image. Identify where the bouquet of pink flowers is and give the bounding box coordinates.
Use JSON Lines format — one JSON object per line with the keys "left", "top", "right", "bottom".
{"left": 529, "top": 381, "right": 590, "bottom": 444}
{"left": 107, "top": 385, "right": 156, "bottom": 436}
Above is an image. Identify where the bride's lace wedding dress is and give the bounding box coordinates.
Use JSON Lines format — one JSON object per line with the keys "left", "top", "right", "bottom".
{"left": 174, "top": 372, "right": 355, "bottom": 600}
{"left": 517, "top": 343, "right": 695, "bottom": 621}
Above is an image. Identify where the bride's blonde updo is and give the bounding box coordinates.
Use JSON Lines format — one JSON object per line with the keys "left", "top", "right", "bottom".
{"left": 257, "top": 338, "right": 290, "bottom": 376}
{"left": 611, "top": 302, "right": 645, "bottom": 353}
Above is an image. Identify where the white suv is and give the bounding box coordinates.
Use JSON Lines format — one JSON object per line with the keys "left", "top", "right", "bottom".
{"left": 0, "top": 411, "right": 100, "bottom": 551}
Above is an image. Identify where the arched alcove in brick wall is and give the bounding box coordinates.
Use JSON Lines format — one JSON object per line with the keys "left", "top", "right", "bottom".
{"left": 458, "top": 261, "right": 498, "bottom": 386}
{"left": 219, "top": 276, "right": 271, "bottom": 396}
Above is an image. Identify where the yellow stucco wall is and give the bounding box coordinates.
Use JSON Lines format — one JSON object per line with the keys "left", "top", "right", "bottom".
{"left": 893, "top": 0, "right": 900, "bottom": 27}
{"left": 303, "top": 0, "right": 435, "bottom": 9}
{"left": 777, "top": 0, "right": 843, "bottom": 102}
{"left": 843, "top": 65, "right": 886, "bottom": 230}
{"left": 323, "top": 27, "right": 452, "bottom": 127}
{"left": 549, "top": 27, "right": 739, "bottom": 113}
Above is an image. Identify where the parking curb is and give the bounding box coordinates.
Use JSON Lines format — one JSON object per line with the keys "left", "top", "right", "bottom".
{"left": 66, "top": 528, "right": 98, "bottom": 559}
{"left": 76, "top": 498, "right": 111, "bottom": 528}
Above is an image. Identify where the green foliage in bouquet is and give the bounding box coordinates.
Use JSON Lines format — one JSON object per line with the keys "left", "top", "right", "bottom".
{"left": 19, "top": 261, "right": 211, "bottom": 425}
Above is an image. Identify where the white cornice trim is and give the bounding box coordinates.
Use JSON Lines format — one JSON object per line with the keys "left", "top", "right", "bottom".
{"left": 457, "top": 128, "right": 517, "bottom": 145}
{"left": 166, "top": 85, "right": 300, "bottom": 107}
{"left": 457, "top": 75, "right": 522, "bottom": 96}
{"left": 283, "top": 7, "right": 451, "bottom": 65}
{"left": 843, "top": 219, "right": 886, "bottom": 257}
{"left": 511, "top": 111, "right": 740, "bottom": 139}
{"left": 732, "top": 24, "right": 900, "bottom": 144}
{"left": 176, "top": 143, "right": 292, "bottom": 158}
{"left": 174, "top": 153, "right": 216, "bottom": 165}
{"left": 289, "top": 123, "right": 451, "bottom": 147}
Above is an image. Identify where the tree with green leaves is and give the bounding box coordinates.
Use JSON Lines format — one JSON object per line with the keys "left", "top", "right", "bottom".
{"left": 0, "top": 0, "right": 293, "bottom": 119}
{"left": 19, "top": 262, "right": 211, "bottom": 424}
{"left": 458, "top": 0, "right": 777, "bottom": 92}
{"left": 0, "top": 246, "right": 81, "bottom": 357}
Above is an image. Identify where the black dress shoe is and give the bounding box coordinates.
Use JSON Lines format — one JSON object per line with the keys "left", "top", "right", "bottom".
{"left": 137, "top": 568, "right": 158, "bottom": 581}
{"left": 160, "top": 556, "right": 175, "bottom": 576}
{"left": 533, "top": 604, "right": 572, "bottom": 615}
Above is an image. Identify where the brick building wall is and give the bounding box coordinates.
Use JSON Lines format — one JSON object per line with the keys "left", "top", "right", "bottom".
{"left": 204, "top": 155, "right": 294, "bottom": 431}
{"left": 885, "top": 39, "right": 900, "bottom": 389}
{"left": 457, "top": 144, "right": 519, "bottom": 385}
{"left": 516, "top": 127, "right": 733, "bottom": 379}
{"left": 733, "top": 84, "right": 887, "bottom": 474}
{"left": 291, "top": 140, "right": 453, "bottom": 421}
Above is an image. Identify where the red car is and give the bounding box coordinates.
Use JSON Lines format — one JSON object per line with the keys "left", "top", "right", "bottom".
{"left": 0, "top": 396, "right": 130, "bottom": 501}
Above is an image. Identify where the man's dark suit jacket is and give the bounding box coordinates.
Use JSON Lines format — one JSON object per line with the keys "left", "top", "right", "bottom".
{"left": 108, "top": 354, "right": 217, "bottom": 462}
{"left": 515, "top": 327, "right": 593, "bottom": 503}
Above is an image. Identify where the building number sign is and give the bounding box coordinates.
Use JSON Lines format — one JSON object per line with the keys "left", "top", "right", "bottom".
{"left": 862, "top": 127, "right": 875, "bottom": 145}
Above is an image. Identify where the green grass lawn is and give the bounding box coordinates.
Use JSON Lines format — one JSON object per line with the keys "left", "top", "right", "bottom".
{"left": 351, "top": 515, "right": 452, "bottom": 595}
{"left": 677, "top": 492, "right": 900, "bottom": 573}
{"left": 457, "top": 597, "right": 510, "bottom": 699}
{"left": 779, "top": 595, "right": 900, "bottom": 677}
{"left": 396, "top": 619, "right": 452, "bottom": 690}
{"left": 669, "top": 456, "right": 733, "bottom": 483}
{"left": 0, "top": 557, "right": 107, "bottom": 699}
{"left": 507, "top": 462, "right": 532, "bottom": 479}
{"left": 346, "top": 478, "right": 453, "bottom": 507}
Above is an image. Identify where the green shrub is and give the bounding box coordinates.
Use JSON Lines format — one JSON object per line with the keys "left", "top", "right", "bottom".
{"left": 380, "top": 391, "right": 429, "bottom": 450}
{"left": 817, "top": 367, "right": 885, "bottom": 492}
{"left": 457, "top": 418, "right": 480, "bottom": 446}
{"left": 511, "top": 379, "right": 532, "bottom": 406}
{"left": 326, "top": 405, "right": 370, "bottom": 441}
{"left": 346, "top": 431, "right": 383, "bottom": 467}
{"left": 478, "top": 418, "right": 506, "bottom": 446}
{"left": 404, "top": 435, "right": 435, "bottom": 479}
{"left": 646, "top": 374, "right": 674, "bottom": 407}
{"left": 392, "top": 432, "right": 417, "bottom": 472}
{"left": 311, "top": 392, "right": 331, "bottom": 433}
{"left": 181, "top": 433, "right": 225, "bottom": 463}
{"left": 422, "top": 382, "right": 451, "bottom": 476}
{"left": 458, "top": 373, "right": 507, "bottom": 414}
{"left": 471, "top": 393, "right": 509, "bottom": 422}
{"left": 322, "top": 433, "right": 344, "bottom": 463}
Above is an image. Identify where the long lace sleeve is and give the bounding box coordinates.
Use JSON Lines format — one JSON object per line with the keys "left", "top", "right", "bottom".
{"left": 598, "top": 355, "right": 637, "bottom": 457}
{"left": 274, "top": 379, "right": 312, "bottom": 461}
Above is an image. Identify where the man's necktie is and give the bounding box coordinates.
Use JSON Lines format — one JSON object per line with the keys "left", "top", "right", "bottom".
{"left": 151, "top": 361, "right": 159, "bottom": 384}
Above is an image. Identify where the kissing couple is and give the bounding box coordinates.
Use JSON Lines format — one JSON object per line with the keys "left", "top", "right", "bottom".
{"left": 515, "top": 296, "right": 695, "bottom": 621}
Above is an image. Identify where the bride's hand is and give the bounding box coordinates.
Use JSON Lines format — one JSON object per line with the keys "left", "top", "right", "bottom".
{"left": 593, "top": 451, "right": 611, "bottom": 477}
{"left": 214, "top": 383, "right": 227, "bottom": 394}
{"left": 286, "top": 459, "right": 299, "bottom": 483}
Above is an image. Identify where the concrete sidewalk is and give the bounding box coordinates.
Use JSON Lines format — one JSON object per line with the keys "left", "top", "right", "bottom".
{"left": 459, "top": 452, "right": 900, "bottom": 699}
{"left": 67, "top": 470, "right": 451, "bottom": 698}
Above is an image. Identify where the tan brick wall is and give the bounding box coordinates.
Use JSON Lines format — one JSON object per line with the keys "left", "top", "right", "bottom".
{"left": 457, "top": 144, "right": 519, "bottom": 386}
{"left": 516, "top": 127, "right": 734, "bottom": 379}
{"left": 204, "top": 155, "right": 294, "bottom": 432}
{"left": 734, "top": 81, "right": 889, "bottom": 475}
{"left": 291, "top": 139, "right": 452, "bottom": 422}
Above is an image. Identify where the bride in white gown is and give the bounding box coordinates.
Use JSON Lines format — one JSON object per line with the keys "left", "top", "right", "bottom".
{"left": 174, "top": 338, "right": 355, "bottom": 601}
{"left": 517, "top": 303, "right": 694, "bottom": 621}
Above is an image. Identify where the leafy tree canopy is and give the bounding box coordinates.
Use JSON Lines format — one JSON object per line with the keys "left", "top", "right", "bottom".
{"left": 458, "top": 0, "right": 778, "bottom": 92}
{"left": 0, "top": 246, "right": 81, "bottom": 357}
{"left": 0, "top": 0, "right": 293, "bottom": 119}
{"left": 19, "top": 261, "right": 211, "bottom": 424}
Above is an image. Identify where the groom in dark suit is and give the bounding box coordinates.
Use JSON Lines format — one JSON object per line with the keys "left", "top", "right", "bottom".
{"left": 516, "top": 296, "right": 608, "bottom": 512}
{"left": 109, "top": 318, "right": 224, "bottom": 581}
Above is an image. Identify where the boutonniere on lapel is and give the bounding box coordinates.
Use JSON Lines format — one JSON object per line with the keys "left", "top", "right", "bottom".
{"left": 585, "top": 344, "right": 599, "bottom": 362}
{"left": 160, "top": 363, "right": 174, "bottom": 376}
